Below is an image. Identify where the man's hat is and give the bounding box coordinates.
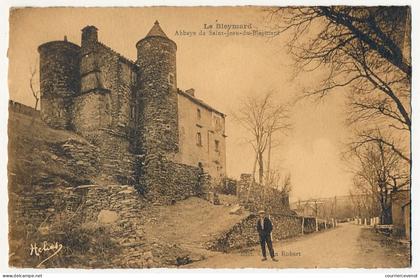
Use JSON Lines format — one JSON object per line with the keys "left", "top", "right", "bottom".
{"left": 258, "top": 210, "right": 265, "bottom": 214}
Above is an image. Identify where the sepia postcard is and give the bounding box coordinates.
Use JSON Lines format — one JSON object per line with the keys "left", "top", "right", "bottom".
{"left": 3, "top": 4, "right": 413, "bottom": 272}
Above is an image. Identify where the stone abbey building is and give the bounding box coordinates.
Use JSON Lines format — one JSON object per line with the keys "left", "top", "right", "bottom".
{"left": 38, "top": 22, "right": 227, "bottom": 201}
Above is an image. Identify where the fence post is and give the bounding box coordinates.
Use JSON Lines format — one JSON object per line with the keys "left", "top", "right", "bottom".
{"left": 315, "top": 218, "right": 318, "bottom": 232}
{"left": 301, "top": 217, "right": 304, "bottom": 235}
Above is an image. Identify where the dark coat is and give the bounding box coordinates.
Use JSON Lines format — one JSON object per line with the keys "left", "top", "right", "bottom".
{"left": 256, "top": 216, "right": 273, "bottom": 235}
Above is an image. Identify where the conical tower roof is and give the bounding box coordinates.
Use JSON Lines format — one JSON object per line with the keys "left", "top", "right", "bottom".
{"left": 145, "top": 20, "right": 169, "bottom": 39}
{"left": 136, "top": 20, "right": 176, "bottom": 49}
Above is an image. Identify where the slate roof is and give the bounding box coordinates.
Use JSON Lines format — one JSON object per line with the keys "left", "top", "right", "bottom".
{"left": 177, "top": 89, "right": 225, "bottom": 117}
{"left": 145, "top": 20, "right": 169, "bottom": 39}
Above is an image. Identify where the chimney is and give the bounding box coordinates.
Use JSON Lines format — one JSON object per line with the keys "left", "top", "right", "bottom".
{"left": 186, "top": 88, "right": 195, "bottom": 97}
{"left": 81, "top": 25, "right": 98, "bottom": 47}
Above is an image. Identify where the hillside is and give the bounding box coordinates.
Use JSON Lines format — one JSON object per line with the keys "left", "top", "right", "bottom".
{"left": 8, "top": 110, "right": 99, "bottom": 193}
{"left": 7, "top": 109, "right": 249, "bottom": 267}
{"left": 145, "top": 196, "right": 249, "bottom": 252}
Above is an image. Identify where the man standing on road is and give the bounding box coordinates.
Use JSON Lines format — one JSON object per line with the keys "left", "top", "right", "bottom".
{"left": 257, "top": 210, "right": 278, "bottom": 262}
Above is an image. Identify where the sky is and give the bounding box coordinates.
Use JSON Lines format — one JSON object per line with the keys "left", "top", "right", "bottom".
{"left": 8, "top": 7, "right": 354, "bottom": 201}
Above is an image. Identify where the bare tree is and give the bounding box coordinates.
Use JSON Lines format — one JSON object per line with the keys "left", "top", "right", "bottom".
{"left": 347, "top": 129, "right": 408, "bottom": 224}
{"left": 266, "top": 6, "right": 411, "bottom": 162}
{"left": 265, "top": 169, "right": 292, "bottom": 193}
{"left": 29, "top": 60, "right": 40, "bottom": 110}
{"left": 277, "top": 171, "right": 292, "bottom": 195}
{"left": 233, "top": 92, "right": 291, "bottom": 185}
{"left": 349, "top": 191, "right": 362, "bottom": 218}
{"left": 349, "top": 128, "right": 410, "bottom": 164}
{"left": 267, "top": 7, "right": 410, "bottom": 78}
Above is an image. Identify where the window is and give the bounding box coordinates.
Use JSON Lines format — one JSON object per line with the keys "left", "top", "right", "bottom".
{"left": 168, "top": 73, "right": 175, "bottom": 86}
{"left": 131, "top": 72, "right": 137, "bottom": 87}
{"left": 196, "top": 132, "right": 202, "bottom": 146}
{"left": 130, "top": 106, "right": 135, "bottom": 119}
{"left": 197, "top": 108, "right": 201, "bottom": 119}
{"left": 215, "top": 140, "right": 220, "bottom": 152}
{"left": 213, "top": 114, "right": 223, "bottom": 132}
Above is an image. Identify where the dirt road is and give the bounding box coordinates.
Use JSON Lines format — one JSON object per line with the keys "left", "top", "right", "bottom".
{"left": 186, "top": 223, "right": 410, "bottom": 268}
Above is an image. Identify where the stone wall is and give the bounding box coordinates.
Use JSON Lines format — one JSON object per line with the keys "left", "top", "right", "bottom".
{"left": 35, "top": 24, "right": 224, "bottom": 204}
{"left": 237, "top": 174, "right": 290, "bottom": 214}
{"left": 208, "top": 213, "right": 316, "bottom": 252}
{"left": 391, "top": 189, "right": 410, "bottom": 238}
{"left": 8, "top": 184, "right": 142, "bottom": 267}
{"left": 137, "top": 155, "right": 206, "bottom": 204}
{"left": 92, "top": 42, "right": 137, "bottom": 132}
{"left": 215, "top": 177, "right": 237, "bottom": 195}
{"left": 9, "top": 186, "right": 84, "bottom": 235}
{"left": 76, "top": 39, "right": 137, "bottom": 135}
{"left": 9, "top": 183, "right": 198, "bottom": 268}
{"left": 136, "top": 34, "right": 179, "bottom": 155}
{"left": 95, "top": 130, "right": 136, "bottom": 185}
{"left": 38, "top": 40, "right": 80, "bottom": 129}
{"left": 47, "top": 138, "right": 100, "bottom": 184}
{"left": 78, "top": 184, "right": 148, "bottom": 267}
{"left": 9, "top": 100, "right": 40, "bottom": 117}
{"left": 73, "top": 92, "right": 109, "bottom": 133}
{"left": 74, "top": 37, "right": 139, "bottom": 185}
{"left": 73, "top": 184, "right": 200, "bottom": 267}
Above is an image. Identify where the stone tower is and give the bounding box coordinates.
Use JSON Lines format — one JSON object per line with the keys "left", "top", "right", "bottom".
{"left": 38, "top": 39, "right": 80, "bottom": 129}
{"left": 135, "top": 21, "right": 179, "bottom": 156}
{"left": 34, "top": 22, "right": 224, "bottom": 202}
{"left": 73, "top": 25, "right": 112, "bottom": 137}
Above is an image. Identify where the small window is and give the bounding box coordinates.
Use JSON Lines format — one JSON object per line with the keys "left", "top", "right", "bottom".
{"left": 215, "top": 140, "right": 220, "bottom": 152}
{"left": 196, "top": 132, "right": 202, "bottom": 146}
{"left": 130, "top": 106, "right": 135, "bottom": 119}
{"left": 131, "top": 72, "right": 137, "bottom": 87}
{"left": 213, "top": 115, "right": 222, "bottom": 131}
{"left": 168, "top": 73, "right": 175, "bottom": 86}
{"left": 197, "top": 108, "right": 201, "bottom": 119}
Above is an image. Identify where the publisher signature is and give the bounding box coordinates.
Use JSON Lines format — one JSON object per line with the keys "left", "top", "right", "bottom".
{"left": 30, "top": 241, "right": 63, "bottom": 267}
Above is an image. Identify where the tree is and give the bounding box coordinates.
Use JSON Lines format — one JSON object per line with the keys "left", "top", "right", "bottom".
{"left": 266, "top": 170, "right": 292, "bottom": 195}
{"left": 262, "top": 169, "right": 292, "bottom": 206}
{"left": 29, "top": 60, "right": 40, "bottom": 110}
{"left": 346, "top": 129, "right": 408, "bottom": 224}
{"left": 266, "top": 6, "right": 411, "bottom": 162}
{"left": 233, "top": 92, "right": 291, "bottom": 185}
{"left": 349, "top": 128, "right": 410, "bottom": 164}
{"left": 349, "top": 189, "right": 379, "bottom": 221}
